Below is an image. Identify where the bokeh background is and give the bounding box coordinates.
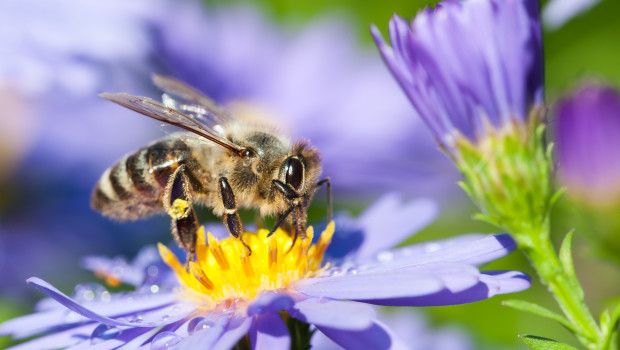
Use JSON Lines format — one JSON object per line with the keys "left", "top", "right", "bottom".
{"left": 1, "top": 0, "right": 620, "bottom": 348}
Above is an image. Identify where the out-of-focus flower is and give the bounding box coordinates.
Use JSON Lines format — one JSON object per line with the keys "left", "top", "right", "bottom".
{"left": 0, "top": 0, "right": 169, "bottom": 298}
{"left": 372, "top": 0, "right": 551, "bottom": 245}
{"left": 152, "top": 1, "right": 455, "bottom": 197}
{"left": 0, "top": 195, "right": 529, "bottom": 349}
{"left": 0, "top": 0, "right": 456, "bottom": 298}
{"left": 371, "top": 0, "right": 543, "bottom": 154}
{"left": 543, "top": 0, "right": 603, "bottom": 30}
{"left": 555, "top": 83, "right": 620, "bottom": 207}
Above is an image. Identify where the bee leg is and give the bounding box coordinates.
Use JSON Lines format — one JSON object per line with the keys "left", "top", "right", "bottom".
{"left": 316, "top": 177, "right": 332, "bottom": 222}
{"left": 164, "top": 165, "right": 198, "bottom": 266}
{"left": 219, "top": 177, "right": 251, "bottom": 255}
{"left": 271, "top": 179, "right": 308, "bottom": 251}
{"left": 267, "top": 205, "right": 295, "bottom": 237}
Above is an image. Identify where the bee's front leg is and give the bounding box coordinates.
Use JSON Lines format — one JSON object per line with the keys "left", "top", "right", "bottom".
{"left": 219, "top": 177, "right": 251, "bottom": 255}
{"left": 164, "top": 165, "right": 198, "bottom": 266}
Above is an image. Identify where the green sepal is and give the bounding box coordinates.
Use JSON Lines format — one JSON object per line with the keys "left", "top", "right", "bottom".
{"left": 519, "top": 335, "right": 578, "bottom": 350}
{"left": 472, "top": 213, "right": 501, "bottom": 227}
{"left": 600, "top": 302, "right": 620, "bottom": 350}
{"left": 503, "top": 300, "right": 574, "bottom": 332}
{"left": 550, "top": 187, "right": 566, "bottom": 207}
{"left": 559, "top": 231, "right": 585, "bottom": 300}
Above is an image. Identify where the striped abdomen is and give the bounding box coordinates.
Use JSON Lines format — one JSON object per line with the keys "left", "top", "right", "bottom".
{"left": 91, "top": 138, "right": 199, "bottom": 221}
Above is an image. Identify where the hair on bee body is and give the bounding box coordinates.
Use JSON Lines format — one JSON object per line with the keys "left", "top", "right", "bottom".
{"left": 93, "top": 74, "right": 331, "bottom": 262}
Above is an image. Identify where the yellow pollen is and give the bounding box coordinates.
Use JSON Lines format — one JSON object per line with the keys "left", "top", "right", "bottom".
{"left": 168, "top": 198, "right": 190, "bottom": 219}
{"left": 158, "top": 222, "right": 335, "bottom": 308}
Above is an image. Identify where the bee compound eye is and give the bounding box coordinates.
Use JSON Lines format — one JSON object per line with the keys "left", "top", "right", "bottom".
{"left": 284, "top": 157, "right": 304, "bottom": 191}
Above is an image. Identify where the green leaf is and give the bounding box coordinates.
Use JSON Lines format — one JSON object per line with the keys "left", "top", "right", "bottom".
{"left": 519, "top": 335, "right": 578, "bottom": 350}
{"left": 559, "top": 230, "right": 585, "bottom": 300}
{"left": 503, "top": 300, "right": 575, "bottom": 332}
{"left": 472, "top": 213, "right": 500, "bottom": 227}
{"left": 549, "top": 187, "right": 566, "bottom": 207}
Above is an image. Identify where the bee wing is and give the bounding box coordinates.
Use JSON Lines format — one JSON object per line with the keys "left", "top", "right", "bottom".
{"left": 152, "top": 74, "right": 234, "bottom": 129}
{"left": 99, "top": 92, "right": 244, "bottom": 154}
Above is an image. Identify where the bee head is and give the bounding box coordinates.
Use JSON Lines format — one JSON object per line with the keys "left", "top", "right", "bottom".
{"left": 278, "top": 141, "right": 322, "bottom": 198}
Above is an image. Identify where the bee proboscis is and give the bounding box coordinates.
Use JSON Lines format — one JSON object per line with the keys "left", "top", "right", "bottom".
{"left": 92, "top": 74, "right": 331, "bottom": 260}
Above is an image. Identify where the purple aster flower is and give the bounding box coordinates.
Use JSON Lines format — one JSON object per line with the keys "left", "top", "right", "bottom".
{"left": 371, "top": 0, "right": 544, "bottom": 154}
{"left": 0, "top": 195, "right": 529, "bottom": 349}
{"left": 555, "top": 83, "right": 620, "bottom": 207}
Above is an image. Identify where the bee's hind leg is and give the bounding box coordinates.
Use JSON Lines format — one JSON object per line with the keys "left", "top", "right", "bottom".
{"left": 164, "top": 165, "right": 199, "bottom": 267}
{"left": 219, "top": 177, "right": 251, "bottom": 255}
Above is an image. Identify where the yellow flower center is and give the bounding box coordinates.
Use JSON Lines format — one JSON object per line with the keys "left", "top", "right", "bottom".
{"left": 158, "top": 222, "right": 334, "bottom": 308}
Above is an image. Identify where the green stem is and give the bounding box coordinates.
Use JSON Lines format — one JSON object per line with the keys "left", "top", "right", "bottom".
{"left": 516, "top": 224, "right": 602, "bottom": 349}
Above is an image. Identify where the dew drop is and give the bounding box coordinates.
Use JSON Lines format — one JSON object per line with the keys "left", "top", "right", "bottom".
{"left": 90, "top": 324, "right": 121, "bottom": 345}
{"left": 100, "top": 291, "right": 111, "bottom": 302}
{"left": 328, "top": 267, "right": 343, "bottom": 277}
{"left": 346, "top": 267, "right": 358, "bottom": 275}
{"left": 74, "top": 283, "right": 107, "bottom": 302}
{"left": 147, "top": 265, "right": 159, "bottom": 277}
{"left": 424, "top": 243, "right": 441, "bottom": 253}
{"left": 188, "top": 318, "right": 215, "bottom": 334}
{"left": 150, "top": 331, "right": 182, "bottom": 350}
{"left": 375, "top": 251, "right": 394, "bottom": 263}
{"left": 150, "top": 284, "right": 160, "bottom": 293}
{"left": 161, "top": 314, "right": 170, "bottom": 321}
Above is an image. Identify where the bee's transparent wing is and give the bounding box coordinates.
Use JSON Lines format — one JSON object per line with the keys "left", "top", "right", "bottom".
{"left": 152, "top": 74, "right": 234, "bottom": 129}
{"left": 99, "top": 92, "right": 243, "bottom": 154}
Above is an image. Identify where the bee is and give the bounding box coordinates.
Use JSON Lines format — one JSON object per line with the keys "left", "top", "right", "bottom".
{"left": 92, "top": 74, "right": 331, "bottom": 260}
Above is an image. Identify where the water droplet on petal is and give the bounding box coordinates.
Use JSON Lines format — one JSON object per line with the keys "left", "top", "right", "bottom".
{"left": 188, "top": 317, "right": 215, "bottom": 334}
{"left": 375, "top": 251, "right": 393, "bottom": 263}
{"left": 100, "top": 291, "right": 111, "bottom": 302}
{"left": 150, "top": 284, "right": 160, "bottom": 293}
{"left": 328, "top": 267, "right": 343, "bottom": 276}
{"left": 424, "top": 243, "right": 441, "bottom": 253}
{"left": 346, "top": 267, "right": 358, "bottom": 275}
{"left": 90, "top": 324, "right": 121, "bottom": 345}
{"left": 150, "top": 331, "right": 182, "bottom": 350}
{"left": 161, "top": 314, "right": 170, "bottom": 321}
{"left": 147, "top": 265, "right": 159, "bottom": 277}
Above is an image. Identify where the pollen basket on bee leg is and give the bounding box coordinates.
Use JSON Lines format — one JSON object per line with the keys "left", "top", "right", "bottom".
{"left": 168, "top": 198, "right": 191, "bottom": 219}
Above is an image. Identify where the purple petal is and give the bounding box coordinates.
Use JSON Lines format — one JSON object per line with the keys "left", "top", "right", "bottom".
{"left": 360, "top": 234, "right": 516, "bottom": 269}
{"left": 69, "top": 323, "right": 172, "bottom": 350}
{"left": 247, "top": 292, "right": 295, "bottom": 316}
{"left": 0, "top": 284, "right": 181, "bottom": 340}
{"left": 316, "top": 319, "right": 408, "bottom": 350}
{"left": 4, "top": 323, "right": 97, "bottom": 350}
{"left": 25, "top": 277, "right": 194, "bottom": 328}
{"left": 373, "top": 0, "right": 543, "bottom": 148}
{"left": 355, "top": 194, "right": 438, "bottom": 258}
{"left": 176, "top": 315, "right": 228, "bottom": 350}
{"left": 480, "top": 270, "right": 532, "bottom": 297}
{"left": 249, "top": 313, "right": 290, "bottom": 350}
{"left": 211, "top": 315, "right": 252, "bottom": 350}
{"left": 292, "top": 266, "right": 448, "bottom": 300}
{"left": 361, "top": 271, "right": 530, "bottom": 306}
{"left": 290, "top": 298, "right": 375, "bottom": 331}
{"left": 555, "top": 83, "right": 620, "bottom": 206}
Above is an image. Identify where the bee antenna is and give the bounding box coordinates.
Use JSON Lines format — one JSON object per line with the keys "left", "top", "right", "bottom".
{"left": 267, "top": 205, "right": 295, "bottom": 238}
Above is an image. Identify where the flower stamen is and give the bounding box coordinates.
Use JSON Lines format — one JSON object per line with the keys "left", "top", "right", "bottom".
{"left": 159, "top": 222, "right": 335, "bottom": 308}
